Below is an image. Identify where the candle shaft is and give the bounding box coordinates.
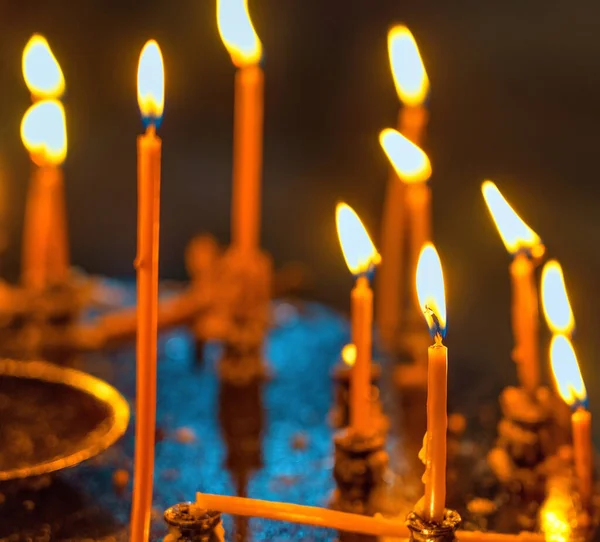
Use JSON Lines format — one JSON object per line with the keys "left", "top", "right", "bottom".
{"left": 232, "top": 64, "right": 264, "bottom": 253}
{"left": 510, "top": 253, "right": 539, "bottom": 393}
{"left": 350, "top": 276, "right": 373, "bottom": 434}
{"left": 195, "top": 493, "right": 544, "bottom": 542}
{"left": 407, "top": 182, "right": 431, "bottom": 315}
{"left": 423, "top": 342, "right": 447, "bottom": 522}
{"left": 130, "top": 127, "right": 161, "bottom": 542}
{"left": 22, "top": 165, "right": 69, "bottom": 289}
{"left": 376, "top": 106, "right": 427, "bottom": 347}
{"left": 572, "top": 407, "right": 592, "bottom": 508}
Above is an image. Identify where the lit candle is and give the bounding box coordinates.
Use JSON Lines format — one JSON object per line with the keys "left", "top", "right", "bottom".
{"left": 21, "top": 35, "right": 69, "bottom": 289}
{"left": 415, "top": 243, "right": 448, "bottom": 522}
{"left": 217, "top": 0, "right": 264, "bottom": 255}
{"left": 130, "top": 40, "right": 164, "bottom": 542}
{"left": 377, "top": 26, "right": 429, "bottom": 347}
{"left": 336, "top": 203, "right": 380, "bottom": 434}
{"left": 550, "top": 335, "right": 592, "bottom": 509}
{"left": 482, "top": 180, "right": 545, "bottom": 394}
{"left": 20, "top": 100, "right": 68, "bottom": 290}
{"left": 380, "top": 129, "right": 432, "bottom": 350}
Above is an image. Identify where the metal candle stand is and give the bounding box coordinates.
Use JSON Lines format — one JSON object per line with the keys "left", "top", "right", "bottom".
{"left": 331, "top": 427, "right": 389, "bottom": 516}
{"left": 163, "top": 503, "right": 224, "bottom": 542}
{"left": 406, "top": 509, "right": 461, "bottom": 542}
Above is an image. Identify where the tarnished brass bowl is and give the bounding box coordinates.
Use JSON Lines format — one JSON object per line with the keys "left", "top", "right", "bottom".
{"left": 0, "top": 358, "right": 129, "bottom": 481}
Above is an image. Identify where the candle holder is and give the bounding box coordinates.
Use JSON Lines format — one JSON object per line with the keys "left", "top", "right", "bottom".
{"left": 164, "top": 502, "right": 224, "bottom": 542}
{"left": 329, "top": 361, "right": 386, "bottom": 432}
{"left": 487, "top": 386, "right": 558, "bottom": 500}
{"left": 406, "top": 509, "right": 461, "bottom": 542}
{"left": 331, "top": 427, "right": 389, "bottom": 515}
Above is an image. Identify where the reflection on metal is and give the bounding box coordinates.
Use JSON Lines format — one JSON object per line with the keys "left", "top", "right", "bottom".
{"left": 0, "top": 358, "right": 129, "bottom": 481}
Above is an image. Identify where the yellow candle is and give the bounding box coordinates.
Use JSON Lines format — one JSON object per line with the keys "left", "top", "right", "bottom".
{"left": 217, "top": 0, "right": 264, "bottom": 254}
{"left": 377, "top": 26, "right": 429, "bottom": 345}
{"left": 482, "top": 181, "right": 544, "bottom": 394}
{"left": 130, "top": 40, "right": 164, "bottom": 542}
{"left": 336, "top": 203, "right": 380, "bottom": 434}
{"left": 350, "top": 275, "right": 373, "bottom": 433}
{"left": 510, "top": 253, "right": 540, "bottom": 394}
{"left": 416, "top": 243, "right": 448, "bottom": 522}
{"left": 196, "top": 492, "right": 545, "bottom": 542}
{"left": 550, "top": 335, "right": 592, "bottom": 509}
{"left": 20, "top": 100, "right": 68, "bottom": 290}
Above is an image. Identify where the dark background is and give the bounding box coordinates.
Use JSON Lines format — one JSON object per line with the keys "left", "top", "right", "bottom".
{"left": 0, "top": 1, "right": 599, "bottom": 407}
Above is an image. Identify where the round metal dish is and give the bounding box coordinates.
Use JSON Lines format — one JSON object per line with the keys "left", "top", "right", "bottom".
{"left": 0, "top": 358, "right": 129, "bottom": 481}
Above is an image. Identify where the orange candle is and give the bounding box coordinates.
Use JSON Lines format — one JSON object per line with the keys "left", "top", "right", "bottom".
{"left": 20, "top": 100, "right": 68, "bottom": 290}
{"left": 130, "top": 40, "right": 164, "bottom": 542}
{"left": 377, "top": 26, "right": 429, "bottom": 345}
{"left": 482, "top": 181, "right": 545, "bottom": 394}
{"left": 336, "top": 203, "right": 380, "bottom": 434}
{"left": 21, "top": 35, "right": 69, "bottom": 289}
{"left": 550, "top": 335, "right": 592, "bottom": 509}
{"left": 217, "top": 0, "right": 264, "bottom": 254}
{"left": 510, "top": 253, "right": 540, "bottom": 394}
{"left": 415, "top": 243, "right": 448, "bottom": 522}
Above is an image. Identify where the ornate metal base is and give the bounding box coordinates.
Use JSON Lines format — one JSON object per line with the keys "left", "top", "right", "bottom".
{"left": 164, "top": 502, "right": 224, "bottom": 541}
{"left": 331, "top": 428, "right": 389, "bottom": 515}
{"left": 406, "top": 509, "right": 461, "bottom": 542}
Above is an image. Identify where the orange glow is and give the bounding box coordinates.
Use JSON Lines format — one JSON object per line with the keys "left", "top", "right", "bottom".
{"left": 217, "top": 0, "right": 262, "bottom": 67}
{"left": 21, "top": 100, "right": 67, "bottom": 166}
{"left": 336, "top": 203, "right": 380, "bottom": 276}
{"left": 342, "top": 344, "right": 356, "bottom": 367}
{"left": 379, "top": 128, "right": 431, "bottom": 183}
{"left": 22, "top": 34, "right": 65, "bottom": 99}
{"left": 137, "top": 40, "right": 165, "bottom": 125}
{"left": 388, "top": 25, "right": 429, "bottom": 106}
{"left": 481, "top": 180, "right": 544, "bottom": 258}
{"left": 416, "top": 243, "right": 446, "bottom": 339}
{"left": 541, "top": 260, "right": 574, "bottom": 336}
{"left": 550, "top": 335, "right": 586, "bottom": 407}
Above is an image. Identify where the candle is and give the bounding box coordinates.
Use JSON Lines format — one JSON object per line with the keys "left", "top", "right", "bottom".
{"left": 380, "top": 129, "right": 432, "bottom": 345}
{"left": 482, "top": 181, "right": 545, "bottom": 394}
{"left": 20, "top": 100, "right": 68, "bottom": 290}
{"left": 336, "top": 203, "right": 380, "bottom": 434}
{"left": 130, "top": 40, "right": 164, "bottom": 542}
{"left": 21, "top": 36, "right": 69, "bottom": 289}
{"left": 196, "top": 493, "right": 545, "bottom": 542}
{"left": 217, "top": 0, "right": 264, "bottom": 254}
{"left": 550, "top": 335, "right": 592, "bottom": 508}
{"left": 415, "top": 243, "right": 448, "bottom": 522}
{"left": 377, "top": 27, "right": 429, "bottom": 347}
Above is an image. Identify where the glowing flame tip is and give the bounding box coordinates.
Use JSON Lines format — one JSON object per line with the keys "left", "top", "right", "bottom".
{"left": 217, "top": 0, "right": 263, "bottom": 67}
{"left": 137, "top": 40, "right": 165, "bottom": 127}
{"left": 336, "top": 203, "right": 380, "bottom": 277}
{"left": 541, "top": 260, "right": 574, "bottom": 336}
{"left": 388, "top": 24, "right": 429, "bottom": 106}
{"left": 20, "top": 100, "right": 67, "bottom": 166}
{"left": 416, "top": 243, "right": 447, "bottom": 340}
{"left": 379, "top": 128, "right": 431, "bottom": 183}
{"left": 22, "top": 34, "right": 65, "bottom": 98}
{"left": 550, "top": 335, "right": 587, "bottom": 409}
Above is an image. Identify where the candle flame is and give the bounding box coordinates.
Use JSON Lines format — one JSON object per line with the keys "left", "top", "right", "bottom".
{"left": 481, "top": 180, "right": 544, "bottom": 258}
{"left": 541, "top": 260, "right": 574, "bottom": 336}
{"left": 336, "top": 203, "right": 380, "bottom": 277}
{"left": 379, "top": 128, "right": 431, "bottom": 183}
{"left": 22, "top": 34, "right": 65, "bottom": 99}
{"left": 416, "top": 243, "right": 447, "bottom": 340}
{"left": 20, "top": 100, "right": 67, "bottom": 166}
{"left": 388, "top": 25, "right": 429, "bottom": 106}
{"left": 342, "top": 343, "right": 356, "bottom": 367}
{"left": 550, "top": 334, "right": 587, "bottom": 409}
{"left": 217, "top": 0, "right": 262, "bottom": 67}
{"left": 137, "top": 40, "right": 165, "bottom": 128}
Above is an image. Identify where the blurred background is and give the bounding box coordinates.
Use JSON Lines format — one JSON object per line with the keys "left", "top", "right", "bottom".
{"left": 0, "top": 1, "right": 599, "bottom": 403}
